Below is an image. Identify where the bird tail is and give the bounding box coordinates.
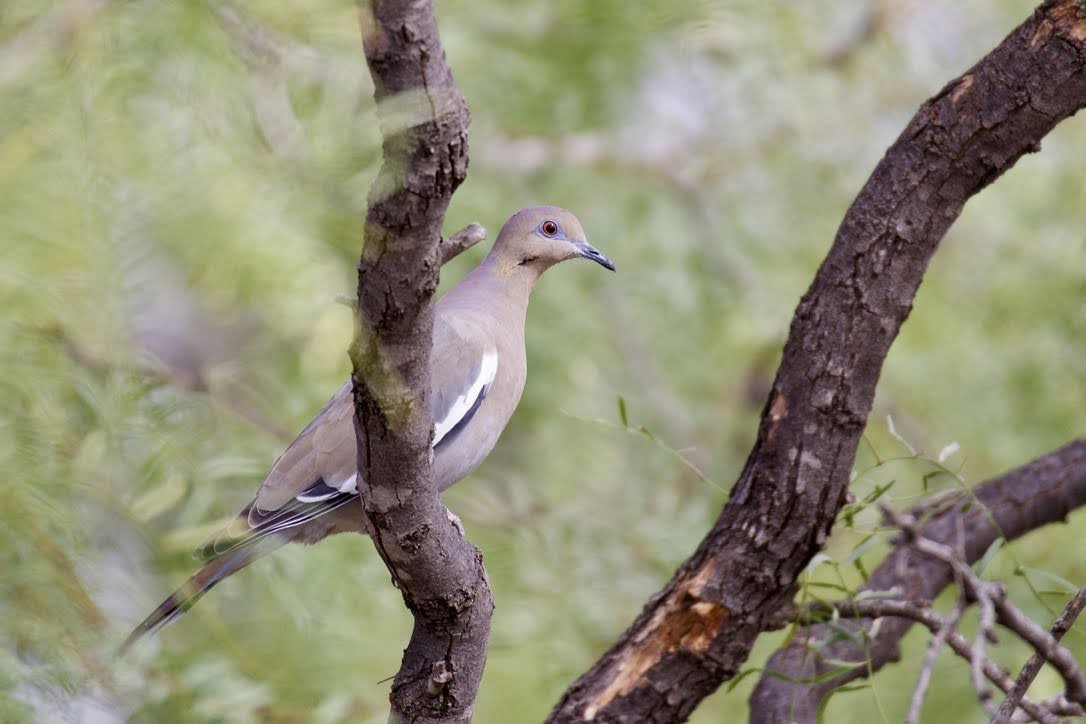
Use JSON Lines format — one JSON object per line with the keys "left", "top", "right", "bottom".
{"left": 121, "top": 531, "right": 282, "bottom": 653}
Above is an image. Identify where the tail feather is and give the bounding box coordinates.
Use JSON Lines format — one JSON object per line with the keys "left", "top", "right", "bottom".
{"left": 122, "top": 489, "right": 352, "bottom": 653}
{"left": 121, "top": 547, "right": 259, "bottom": 653}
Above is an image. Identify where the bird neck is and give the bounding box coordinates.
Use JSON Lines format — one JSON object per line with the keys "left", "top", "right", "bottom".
{"left": 475, "top": 251, "right": 541, "bottom": 303}
{"left": 434, "top": 254, "right": 536, "bottom": 339}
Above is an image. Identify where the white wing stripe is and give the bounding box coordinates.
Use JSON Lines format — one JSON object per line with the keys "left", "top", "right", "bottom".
{"left": 432, "top": 349, "right": 497, "bottom": 447}
{"left": 295, "top": 490, "right": 339, "bottom": 503}
{"left": 294, "top": 474, "right": 358, "bottom": 503}
{"left": 337, "top": 474, "right": 358, "bottom": 494}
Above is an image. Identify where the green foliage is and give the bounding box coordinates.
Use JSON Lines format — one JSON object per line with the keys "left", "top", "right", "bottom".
{"left": 1, "top": 0, "right": 1082, "bottom": 721}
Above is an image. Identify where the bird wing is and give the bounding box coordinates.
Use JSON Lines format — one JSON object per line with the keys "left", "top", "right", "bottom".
{"left": 430, "top": 313, "right": 498, "bottom": 449}
{"left": 251, "top": 381, "right": 357, "bottom": 513}
{"left": 219, "top": 313, "right": 497, "bottom": 548}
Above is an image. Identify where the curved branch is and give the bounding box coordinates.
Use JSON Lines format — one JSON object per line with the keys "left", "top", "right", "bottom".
{"left": 349, "top": 2, "right": 490, "bottom": 722}
{"left": 751, "top": 439, "right": 1086, "bottom": 723}
{"left": 550, "top": 2, "right": 1086, "bottom": 720}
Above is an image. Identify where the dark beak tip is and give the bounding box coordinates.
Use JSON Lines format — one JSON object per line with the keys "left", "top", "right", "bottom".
{"left": 587, "top": 255, "right": 615, "bottom": 272}
{"left": 573, "top": 241, "right": 615, "bottom": 272}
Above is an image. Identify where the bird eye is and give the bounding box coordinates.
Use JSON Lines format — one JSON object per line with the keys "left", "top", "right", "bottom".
{"left": 541, "top": 220, "right": 559, "bottom": 237}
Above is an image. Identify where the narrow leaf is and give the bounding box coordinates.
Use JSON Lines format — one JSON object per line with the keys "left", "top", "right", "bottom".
{"left": 804, "top": 553, "right": 836, "bottom": 575}
{"left": 725, "top": 667, "right": 763, "bottom": 692}
{"left": 841, "top": 534, "right": 880, "bottom": 567}
{"left": 853, "top": 587, "right": 903, "bottom": 602}
{"left": 1020, "top": 567, "right": 1080, "bottom": 594}
{"left": 973, "top": 537, "right": 1004, "bottom": 577}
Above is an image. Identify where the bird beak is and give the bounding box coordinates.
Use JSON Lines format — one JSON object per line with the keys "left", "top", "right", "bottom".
{"left": 573, "top": 241, "right": 616, "bottom": 272}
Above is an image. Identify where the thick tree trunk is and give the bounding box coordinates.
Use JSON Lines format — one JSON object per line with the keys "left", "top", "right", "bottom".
{"left": 350, "top": 2, "right": 490, "bottom": 722}
{"left": 550, "top": 2, "right": 1086, "bottom": 721}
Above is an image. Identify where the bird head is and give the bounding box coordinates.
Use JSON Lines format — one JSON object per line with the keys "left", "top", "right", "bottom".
{"left": 490, "top": 206, "right": 615, "bottom": 275}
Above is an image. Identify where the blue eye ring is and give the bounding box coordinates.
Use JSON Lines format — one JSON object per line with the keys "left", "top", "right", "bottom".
{"left": 540, "top": 220, "right": 559, "bottom": 237}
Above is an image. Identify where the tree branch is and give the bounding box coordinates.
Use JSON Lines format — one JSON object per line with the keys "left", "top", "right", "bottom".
{"left": 336, "top": 224, "right": 487, "bottom": 310}
{"left": 751, "top": 440, "right": 1086, "bottom": 723}
{"left": 998, "top": 585, "right": 1086, "bottom": 719}
{"left": 1012, "top": 695, "right": 1086, "bottom": 722}
{"left": 550, "top": 2, "right": 1086, "bottom": 719}
{"left": 906, "top": 556, "right": 967, "bottom": 724}
{"left": 438, "top": 223, "right": 487, "bottom": 266}
{"left": 772, "top": 599, "right": 1061, "bottom": 724}
{"left": 880, "top": 506, "right": 1086, "bottom": 715}
{"left": 349, "top": 2, "right": 490, "bottom": 722}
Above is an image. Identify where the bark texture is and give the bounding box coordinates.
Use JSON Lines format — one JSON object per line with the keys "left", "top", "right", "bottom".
{"left": 750, "top": 440, "right": 1086, "bottom": 724}
{"left": 350, "top": 2, "right": 490, "bottom": 722}
{"left": 549, "top": 2, "right": 1086, "bottom": 721}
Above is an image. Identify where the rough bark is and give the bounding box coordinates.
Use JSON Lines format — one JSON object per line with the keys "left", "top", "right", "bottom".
{"left": 549, "top": 2, "right": 1086, "bottom": 721}
{"left": 349, "top": 2, "right": 490, "bottom": 722}
{"left": 750, "top": 440, "right": 1086, "bottom": 724}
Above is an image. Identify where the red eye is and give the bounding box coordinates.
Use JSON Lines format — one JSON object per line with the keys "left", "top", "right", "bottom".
{"left": 541, "top": 220, "right": 559, "bottom": 236}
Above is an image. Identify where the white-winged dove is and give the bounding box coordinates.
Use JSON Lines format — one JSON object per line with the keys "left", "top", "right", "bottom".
{"left": 124, "top": 206, "right": 614, "bottom": 647}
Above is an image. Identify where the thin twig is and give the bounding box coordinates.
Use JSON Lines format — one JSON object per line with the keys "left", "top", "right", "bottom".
{"left": 884, "top": 507, "right": 1086, "bottom": 710}
{"left": 998, "top": 585, "right": 1086, "bottom": 720}
{"left": 780, "top": 599, "right": 1061, "bottom": 724}
{"left": 753, "top": 441, "right": 1086, "bottom": 724}
{"left": 1010, "top": 694, "right": 1085, "bottom": 721}
{"left": 906, "top": 522, "right": 969, "bottom": 724}
{"left": 438, "top": 223, "right": 487, "bottom": 265}
{"left": 906, "top": 595, "right": 965, "bottom": 724}
{"left": 974, "top": 591, "right": 1003, "bottom": 720}
{"left": 336, "top": 223, "right": 487, "bottom": 311}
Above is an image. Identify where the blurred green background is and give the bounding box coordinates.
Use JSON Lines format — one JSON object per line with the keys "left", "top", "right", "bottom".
{"left": 1, "top": 0, "right": 1083, "bottom": 721}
